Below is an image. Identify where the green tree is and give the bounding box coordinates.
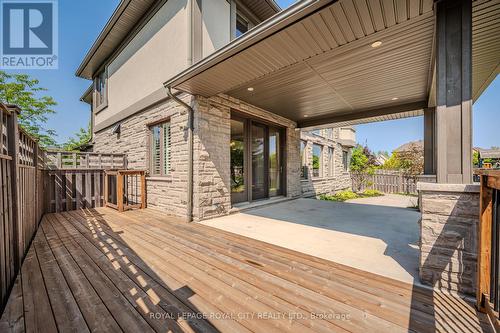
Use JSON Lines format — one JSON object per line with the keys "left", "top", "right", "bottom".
{"left": 0, "top": 71, "right": 57, "bottom": 146}
{"left": 63, "top": 123, "right": 92, "bottom": 151}
{"left": 350, "top": 145, "right": 375, "bottom": 192}
{"left": 473, "top": 150, "right": 479, "bottom": 167}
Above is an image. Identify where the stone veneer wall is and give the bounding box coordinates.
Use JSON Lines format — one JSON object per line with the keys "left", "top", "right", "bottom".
{"left": 300, "top": 131, "right": 352, "bottom": 197}
{"left": 418, "top": 183, "right": 479, "bottom": 295}
{"left": 93, "top": 95, "right": 193, "bottom": 218}
{"left": 192, "top": 94, "right": 302, "bottom": 221}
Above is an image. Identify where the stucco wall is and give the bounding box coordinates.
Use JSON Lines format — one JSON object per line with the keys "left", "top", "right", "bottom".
{"left": 96, "top": 0, "right": 189, "bottom": 127}
{"left": 202, "top": 0, "right": 231, "bottom": 58}
{"left": 300, "top": 131, "right": 352, "bottom": 197}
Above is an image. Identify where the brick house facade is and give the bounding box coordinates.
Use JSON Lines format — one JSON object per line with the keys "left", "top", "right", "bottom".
{"left": 93, "top": 93, "right": 354, "bottom": 221}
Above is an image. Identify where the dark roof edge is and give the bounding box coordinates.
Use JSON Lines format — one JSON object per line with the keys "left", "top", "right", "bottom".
{"left": 75, "top": 0, "right": 133, "bottom": 78}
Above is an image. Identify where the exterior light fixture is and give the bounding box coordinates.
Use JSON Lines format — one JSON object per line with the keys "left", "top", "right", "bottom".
{"left": 391, "top": 97, "right": 399, "bottom": 101}
{"left": 371, "top": 41, "right": 382, "bottom": 48}
{"left": 304, "top": 115, "right": 309, "bottom": 118}
{"left": 247, "top": 87, "right": 254, "bottom": 92}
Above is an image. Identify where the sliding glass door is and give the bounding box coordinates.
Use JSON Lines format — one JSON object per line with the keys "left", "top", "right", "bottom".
{"left": 230, "top": 114, "right": 285, "bottom": 204}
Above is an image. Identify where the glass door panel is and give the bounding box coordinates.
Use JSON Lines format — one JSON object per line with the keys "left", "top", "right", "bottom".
{"left": 269, "top": 127, "right": 282, "bottom": 197}
{"left": 251, "top": 124, "right": 267, "bottom": 200}
{"left": 230, "top": 119, "right": 246, "bottom": 203}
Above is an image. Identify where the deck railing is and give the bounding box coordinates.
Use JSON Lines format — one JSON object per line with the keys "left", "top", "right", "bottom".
{"left": 0, "top": 104, "right": 137, "bottom": 312}
{"left": 43, "top": 150, "right": 126, "bottom": 170}
{"left": 477, "top": 169, "right": 500, "bottom": 329}
{"left": 104, "top": 170, "right": 146, "bottom": 212}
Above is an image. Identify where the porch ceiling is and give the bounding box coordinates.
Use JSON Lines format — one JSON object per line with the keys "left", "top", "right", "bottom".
{"left": 165, "top": 0, "right": 500, "bottom": 128}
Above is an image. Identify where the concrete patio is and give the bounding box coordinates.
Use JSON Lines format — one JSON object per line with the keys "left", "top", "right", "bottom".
{"left": 201, "top": 196, "right": 421, "bottom": 283}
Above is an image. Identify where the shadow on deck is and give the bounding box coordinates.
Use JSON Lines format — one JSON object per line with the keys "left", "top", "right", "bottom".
{"left": 0, "top": 208, "right": 494, "bottom": 332}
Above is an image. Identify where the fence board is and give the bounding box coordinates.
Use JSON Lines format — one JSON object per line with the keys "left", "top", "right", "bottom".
{"left": 0, "top": 104, "right": 129, "bottom": 312}
{"left": 357, "top": 170, "right": 435, "bottom": 194}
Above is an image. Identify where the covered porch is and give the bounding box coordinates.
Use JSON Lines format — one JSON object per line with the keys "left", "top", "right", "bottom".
{"left": 0, "top": 207, "right": 492, "bottom": 332}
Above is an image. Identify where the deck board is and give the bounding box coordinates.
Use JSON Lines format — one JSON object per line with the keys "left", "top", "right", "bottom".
{"left": 0, "top": 208, "right": 494, "bottom": 333}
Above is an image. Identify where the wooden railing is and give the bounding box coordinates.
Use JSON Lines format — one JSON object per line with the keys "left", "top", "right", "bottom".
{"left": 0, "top": 104, "right": 138, "bottom": 312}
{"left": 477, "top": 169, "right": 500, "bottom": 331}
{"left": 104, "top": 170, "right": 146, "bottom": 212}
{"left": 43, "top": 151, "right": 126, "bottom": 170}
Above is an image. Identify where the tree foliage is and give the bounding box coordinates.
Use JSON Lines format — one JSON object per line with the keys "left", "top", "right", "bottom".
{"left": 0, "top": 71, "right": 57, "bottom": 146}
{"left": 62, "top": 123, "right": 92, "bottom": 151}
{"left": 382, "top": 146, "right": 424, "bottom": 177}
{"left": 350, "top": 145, "right": 376, "bottom": 192}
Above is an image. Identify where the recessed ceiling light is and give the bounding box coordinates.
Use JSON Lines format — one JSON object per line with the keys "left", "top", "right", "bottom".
{"left": 247, "top": 87, "right": 254, "bottom": 92}
{"left": 391, "top": 97, "right": 399, "bottom": 101}
{"left": 304, "top": 115, "right": 309, "bottom": 118}
{"left": 371, "top": 41, "right": 382, "bottom": 48}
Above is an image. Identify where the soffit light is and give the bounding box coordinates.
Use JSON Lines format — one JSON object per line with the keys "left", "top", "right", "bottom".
{"left": 391, "top": 97, "right": 399, "bottom": 101}
{"left": 371, "top": 41, "right": 382, "bottom": 48}
{"left": 247, "top": 87, "right": 254, "bottom": 92}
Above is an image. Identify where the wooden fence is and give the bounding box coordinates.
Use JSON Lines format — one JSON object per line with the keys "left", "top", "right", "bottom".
{"left": 0, "top": 104, "right": 128, "bottom": 312}
{"left": 357, "top": 170, "right": 436, "bottom": 194}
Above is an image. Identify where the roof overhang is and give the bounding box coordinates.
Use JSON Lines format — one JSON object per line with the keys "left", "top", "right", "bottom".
{"left": 76, "top": 0, "right": 281, "bottom": 80}
{"left": 165, "top": 0, "right": 500, "bottom": 128}
{"left": 80, "top": 85, "right": 93, "bottom": 104}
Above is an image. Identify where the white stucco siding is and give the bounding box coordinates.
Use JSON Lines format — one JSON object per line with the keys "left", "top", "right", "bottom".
{"left": 202, "top": 0, "right": 230, "bottom": 58}
{"left": 96, "top": 0, "right": 189, "bottom": 127}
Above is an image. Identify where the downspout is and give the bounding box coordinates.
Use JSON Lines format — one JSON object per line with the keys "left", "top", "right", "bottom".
{"left": 166, "top": 86, "right": 194, "bottom": 222}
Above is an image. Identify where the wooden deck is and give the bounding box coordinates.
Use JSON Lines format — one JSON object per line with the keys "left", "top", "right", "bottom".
{"left": 0, "top": 208, "right": 493, "bottom": 333}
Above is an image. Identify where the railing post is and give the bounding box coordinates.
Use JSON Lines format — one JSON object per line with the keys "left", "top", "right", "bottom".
{"left": 103, "top": 171, "right": 108, "bottom": 207}
{"left": 56, "top": 152, "right": 62, "bottom": 169}
{"left": 478, "top": 174, "right": 494, "bottom": 310}
{"left": 141, "top": 171, "right": 146, "bottom": 209}
{"left": 117, "top": 171, "right": 124, "bottom": 212}
{"left": 7, "top": 110, "right": 21, "bottom": 271}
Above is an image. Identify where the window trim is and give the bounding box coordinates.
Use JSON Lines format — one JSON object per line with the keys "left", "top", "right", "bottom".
{"left": 312, "top": 143, "right": 323, "bottom": 178}
{"left": 94, "top": 69, "right": 108, "bottom": 113}
{"left": 342, "top": 150, "right": 349, "bottom": 172}
{"left": 148, "top": 120, "right": 172, "bottom": 177}
{"left": 300, "top": 140, "right": 308, "bottom": 179}
{"left": 328, "top": 147, "right": 335, "bottom": 177}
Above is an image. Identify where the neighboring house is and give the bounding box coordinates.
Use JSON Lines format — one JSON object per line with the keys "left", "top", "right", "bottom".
{"left": 477, "top": 148, "right": 500, "bottom": 168}
{"left": 374, "top": 154, "right": 388, "bottom": 167}
{"left": 77, "top": 0, "right": 353, "bottom": 221}
{"left": 393, "top": 140, "right": 424, "bottom": 154}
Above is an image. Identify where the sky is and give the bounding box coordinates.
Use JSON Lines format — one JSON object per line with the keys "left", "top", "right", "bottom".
{"left": 4, "top": 0, "right": 499, "bottom": 152}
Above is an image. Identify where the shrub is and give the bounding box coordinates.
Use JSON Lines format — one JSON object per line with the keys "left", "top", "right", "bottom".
{"left": 320, "top": 190, "right": 358, "bottom": 202}
{"left": 360, "top": 189, "right": 383, "bottom": 197}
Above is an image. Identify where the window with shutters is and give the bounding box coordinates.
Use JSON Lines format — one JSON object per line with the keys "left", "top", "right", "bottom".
{"left": 150, "top": 121, "right": 171, "bottom": 176}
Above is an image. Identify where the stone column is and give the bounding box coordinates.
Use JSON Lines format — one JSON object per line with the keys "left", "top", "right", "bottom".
{"left": 434, "top": 0, "right": 473, "bottom": 184}
{"left": 419, "top": 183, "right": 479, "bottom": 295}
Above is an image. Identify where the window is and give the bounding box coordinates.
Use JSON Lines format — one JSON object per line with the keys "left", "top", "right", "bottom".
{"left": 312, "top": 144, "right": 322, "bottom": 178}
{"left": 325, "top": 128, "right": 333, "bottom": 140}
{"left": 343, "top": 150, "right": 349, "bottom": 171}
{"left": 300, "top": 140, "right": 307, "bottom": 179}
{"left": 95, "top": 70, "right": 107, "bottom": 108}
{"left": 150, "top": 121, "right": 171, "bottom": 176}
{"left": 312, "top": 129, "right": 321, "bottom": 136}
{"left": 236, "top": 14, "right": 249, "bottom": 37}
{"left": 328, "top": 147, "right": 334, "bottom": 177}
